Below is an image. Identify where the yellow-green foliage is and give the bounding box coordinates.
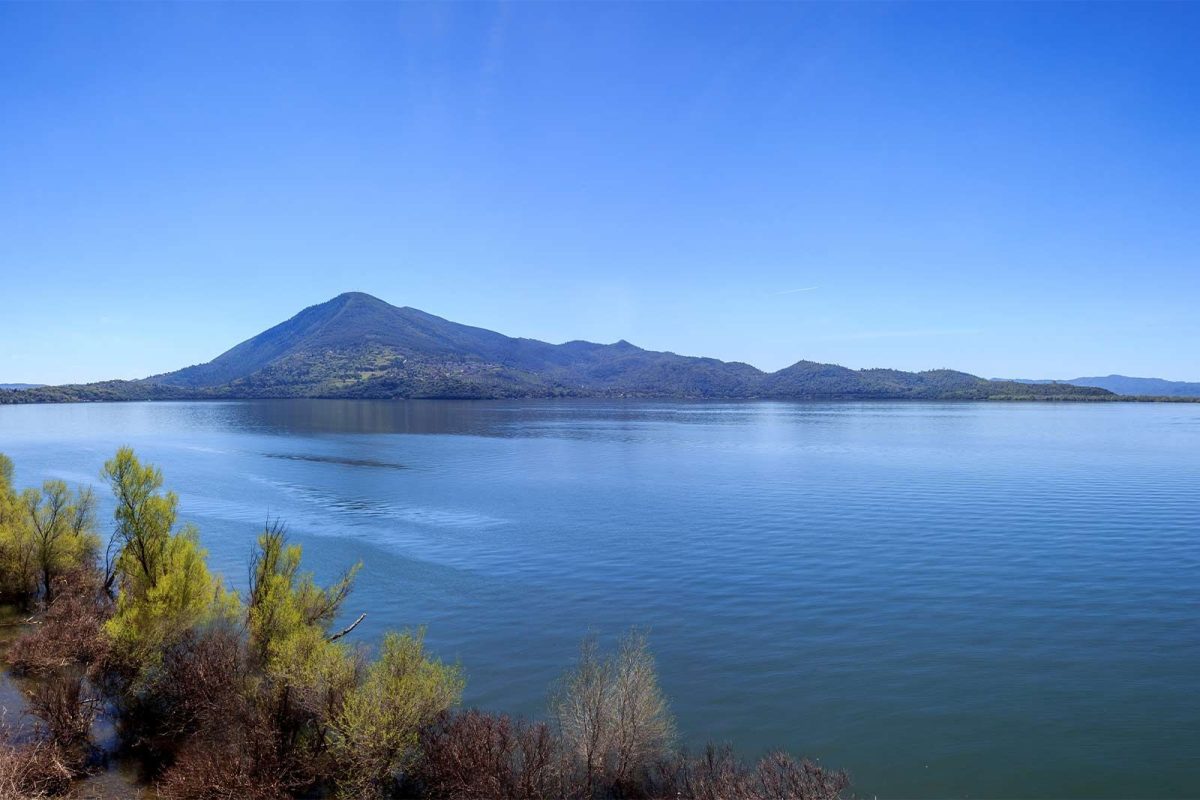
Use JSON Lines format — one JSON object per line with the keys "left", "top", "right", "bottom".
{"left": 21, "top": 480, "right": 100, "bottom": 599}
{"left": 103, "top": 447, "right": 183, "bottom": 594}
{"left": 0, "top": 453, "right": 14, "bottom": 518}
{"left": 6, "top": 447, "right": 469, "bottom": 798}
{"left": 105, "top": 525, "right": 239, "bottom": 668}
{"left": 270, "top": 623, "right": 358, "bottom": 691}
{"left": 247, "top": 525, "right": 367, "bottom": 770}
{"left": 0, "top": 452, "right": 99, "bottom": 601}
{"left": 331, "top": 630, "right": 463, "bottom": 797}
{"left": 247, "top": 524, "right": 360, "bottom": 672}
{"left": 102, "top": 448, "right": 237, "bottom": 670}
{"left": 0, "top": 453, "right": 31, "bottom": 597}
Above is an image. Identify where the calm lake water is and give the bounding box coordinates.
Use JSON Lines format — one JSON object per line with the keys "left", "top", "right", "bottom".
{"left": 1, "top": 399, "right": 1197, "bottom": 798}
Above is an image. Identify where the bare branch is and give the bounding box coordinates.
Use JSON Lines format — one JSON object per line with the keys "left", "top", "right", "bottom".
{"left": 326, "top": 612, "right": 366, "bottom": 643}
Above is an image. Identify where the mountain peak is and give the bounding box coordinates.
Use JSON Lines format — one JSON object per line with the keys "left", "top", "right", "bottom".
{"left": 63, "top": 294, "right": 1120, "bottom": 403}
{"left": 328, "top": 291, "right": 390, "bottom": 308}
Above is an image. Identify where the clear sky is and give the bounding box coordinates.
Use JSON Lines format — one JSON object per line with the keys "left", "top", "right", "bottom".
{"left": 2, "top": 2, "right": 1197, "bottom": 385}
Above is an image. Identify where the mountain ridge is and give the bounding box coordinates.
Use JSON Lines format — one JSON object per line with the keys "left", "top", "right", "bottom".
{"left": 1001, "top": 375, "right": 1200, "bottom": 398}
{"left": 0, "top": 292, "right": 1135, "bottom": 404}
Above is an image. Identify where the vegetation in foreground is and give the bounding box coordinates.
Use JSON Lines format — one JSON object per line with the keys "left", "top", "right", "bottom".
{"left": 0, "top": 449, "right": 847, "bottom": 799}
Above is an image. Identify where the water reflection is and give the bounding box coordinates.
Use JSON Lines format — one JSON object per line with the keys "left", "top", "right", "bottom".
{"left": 210, "top": 398, "right": 766, "bottom": 437}
{"left": 168, "top": 398, "right": 954, "bottom": 438}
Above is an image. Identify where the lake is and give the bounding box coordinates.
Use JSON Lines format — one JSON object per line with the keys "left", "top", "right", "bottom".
{"left": 0, "top": 399, "right": 1196, "bottom": 798}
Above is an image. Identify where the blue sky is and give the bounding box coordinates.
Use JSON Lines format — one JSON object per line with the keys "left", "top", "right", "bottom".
{"left": 1, "top": 2, "right": 1197, "bottom": 384}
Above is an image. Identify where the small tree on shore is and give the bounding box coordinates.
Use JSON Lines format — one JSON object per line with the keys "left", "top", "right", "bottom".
{"left": 0, "top": 454, "right": 99, "bottom": 605}
{"left": 552, "top": 630, "right": 675, "bottom": 795}
{"left": 101, "top": 447, "right": 238, "bottom": 678}
{"left": 21, "top": 480, "right": 98, "bottom": 602}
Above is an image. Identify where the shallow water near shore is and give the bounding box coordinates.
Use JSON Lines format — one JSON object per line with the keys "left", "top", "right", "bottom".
{"left": 0, "top": 399, "right": 1197, "bottom": 798}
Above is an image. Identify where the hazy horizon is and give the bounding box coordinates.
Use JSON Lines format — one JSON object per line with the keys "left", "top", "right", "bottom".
{"left": 2, "top": 3, "right": 1198, "bottom": 384}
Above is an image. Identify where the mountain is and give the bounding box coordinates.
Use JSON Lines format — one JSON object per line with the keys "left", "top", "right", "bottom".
{"left": 2, "top": 292, "right": 1119, "bottom": 403}
{"left": 1004, "top": 375, "right": 1200, "bottom": 398}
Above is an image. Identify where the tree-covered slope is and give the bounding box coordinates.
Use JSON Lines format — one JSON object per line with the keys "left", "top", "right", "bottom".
{"left": 2, "top": 292, "right": 1125, "bottom": 403}
{"left": 1006, "top": 375, "right": 1200, "bottom": 398}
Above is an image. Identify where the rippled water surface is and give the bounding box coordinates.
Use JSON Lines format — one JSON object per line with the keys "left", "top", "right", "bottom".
{"left": 1, "top": 399, "right": 1197, "bottom": 798}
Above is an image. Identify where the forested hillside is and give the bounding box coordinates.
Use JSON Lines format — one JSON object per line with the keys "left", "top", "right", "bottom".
{"left": 2, "top": 293, "right": 1117, "bottom": 403}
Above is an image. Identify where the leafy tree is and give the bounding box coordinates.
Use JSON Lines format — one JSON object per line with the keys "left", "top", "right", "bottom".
{"left": 0, "top": 452, "right": 36, "bottom": 600}
{"left": 101, "top": 447, "right": 237, "bottom": 674}
{"left": 103, "top": 447, "right": 181, "bottom": 593}
{"left": 0, "top": 452, "right": 14, "bottom": 508}
{"left": 0, "top": 454, "right": 98, "bottom": 603}
{"left": 20, "top": 480, "right": 98, "bottom": 601}
{"left": 243, "top": 522, "right": 365, "bottom": 785}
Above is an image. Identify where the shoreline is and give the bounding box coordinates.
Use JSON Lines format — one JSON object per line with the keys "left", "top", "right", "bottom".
{"left": 3, "top": 392, "right": 1199, "bottom": 407}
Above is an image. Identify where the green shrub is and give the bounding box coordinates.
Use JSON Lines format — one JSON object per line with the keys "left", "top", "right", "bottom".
{"left": 247, "top": 522, "right": 359, "bottom": 672}
{"left": 332, "top": 630, "right": 464, "bottom": 797}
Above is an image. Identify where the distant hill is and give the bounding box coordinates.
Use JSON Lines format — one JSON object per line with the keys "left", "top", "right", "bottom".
{"left": 0, "top": 383, "right": 43, "bottom": 390}
{"left": 1003, "top": 375, "right": 1200, "bottom": 398}
{"left": 1, "top": 292, "right": 1119, "bottom": 404}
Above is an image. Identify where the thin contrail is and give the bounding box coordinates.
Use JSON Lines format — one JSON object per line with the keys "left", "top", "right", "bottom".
{"left": 772, "top": 286, "right": 818, "bottom": 295}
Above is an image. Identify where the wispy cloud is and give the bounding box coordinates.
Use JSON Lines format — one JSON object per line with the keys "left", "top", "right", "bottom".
{"left": 771, "top": 286, "right": 819, "bottom": 295}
